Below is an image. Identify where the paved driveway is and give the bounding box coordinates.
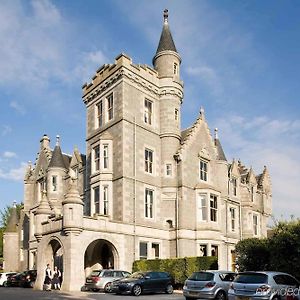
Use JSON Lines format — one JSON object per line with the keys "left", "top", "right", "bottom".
{"left": 0, "top": 287, "right": 185, "bottom": 300}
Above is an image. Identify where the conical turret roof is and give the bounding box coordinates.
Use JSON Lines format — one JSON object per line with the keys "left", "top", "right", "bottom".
{"left": 48, "top": 136, "right": 66, "bottom": 169}
{"left": 214, "top": 128, "right": 227, "bottom": 161}
{"left": 155, "top": 9, "right": 177, "bottom": 55}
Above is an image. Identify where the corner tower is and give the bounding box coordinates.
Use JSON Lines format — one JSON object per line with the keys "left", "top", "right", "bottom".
{"left": 153, "top": 9, "right": 183, "bottom": 186}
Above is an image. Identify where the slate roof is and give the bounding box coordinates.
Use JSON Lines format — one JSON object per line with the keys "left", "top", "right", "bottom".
{"left": 48, "top": 145, "right": 67, "bottom": 169}
{"left": 155, "top": 10, "right": 177, "bottom": 55}
{"left": 214, "top": 138, "right": 227, "bottom": 161}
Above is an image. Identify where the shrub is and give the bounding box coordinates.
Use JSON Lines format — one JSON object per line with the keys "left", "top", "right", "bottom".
{"left": 133, "top": 256, "right": 218, "bottom": 287}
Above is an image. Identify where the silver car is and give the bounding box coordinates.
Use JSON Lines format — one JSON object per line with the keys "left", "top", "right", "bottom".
{"left": 228, "top": 271, "right": 300, "bottom": 300}
{"left": 85, "top": 269, "right": 131, "bottom": 292}
{"left": 183, "top": 270, "right": 236, "bottom": 300}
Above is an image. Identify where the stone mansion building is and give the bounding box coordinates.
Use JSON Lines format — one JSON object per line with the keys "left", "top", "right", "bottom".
{"left": 3, "top": 10, "right": 272, "bottom": 291}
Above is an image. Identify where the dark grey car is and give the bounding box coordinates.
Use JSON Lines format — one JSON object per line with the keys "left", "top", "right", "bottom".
{"left": 228, "top": 271, "right": 300, "bottom": 300}
{"left": 183, "top": 270, "right": 236, "bottom": 300}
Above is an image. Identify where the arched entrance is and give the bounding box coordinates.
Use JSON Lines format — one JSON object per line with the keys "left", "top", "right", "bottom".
{"left": 45, "top": 239, "right": 64, "bottom": 283}
{"left": 84, "top": 239, "right": 117, "bottom": 277}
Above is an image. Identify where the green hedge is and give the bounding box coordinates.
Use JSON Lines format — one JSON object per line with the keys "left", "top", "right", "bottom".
{"left": 132, "top": 256, "right": 218, "bottom": 285}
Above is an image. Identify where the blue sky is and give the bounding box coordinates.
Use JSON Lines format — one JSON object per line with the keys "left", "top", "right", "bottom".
{"left": 0, "top": 0, "right": 299, "bottom": 221}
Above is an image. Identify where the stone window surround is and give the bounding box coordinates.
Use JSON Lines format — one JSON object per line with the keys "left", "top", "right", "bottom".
{"left": 198, "top": 241, "right": 220, "bottom": 257}
{"left": 229, "top": 206, "right": 236, "bottom": 232}
{"left": 91, "top": 140, "right": 113, "bottom": 174}
{"left": 199, "top": 158, "right": 209, "bottom": 182}
{"left": 196, "top": 190, "right": 220, "bottom": 224}
{"left": 90, "top": 181, "right": 113, "bottom": 217}
{"left": 144, "top": 98, "right": 153, "bottom": 125}
{"left": 144, "top": 184, "right": 156, "bottom": 220}
{"left": 144, "top": 144, "right": 155, "bottom": 176}
{"left": 138, "top": 238, "right": 161, "bottom": 260}
{"left": 165, "top": 161, "right": 173, "bottom": 177}
{"left": 94, "top": 92, "right": 114, "bottom": 129}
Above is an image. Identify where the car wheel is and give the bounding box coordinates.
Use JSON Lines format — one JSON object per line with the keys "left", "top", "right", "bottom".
{"left": 92, "top": 288, "right": 99, "bottom": 292}
{"left": 215, "top": 291, "right": 226, "bottom": 300}
{"left": 132, "top": 284, "right": 142, "bottom": 296}
{"left": 3, "top": 281, "right": 7, "bottom": 287}
{"left": 165, "top": 284, "right": 174, "bottom": 294}
{"left": 272, "top": 297, "right": 281, "bottom": 300}
{"left": 104, "top": 282, "right": 112, "bottom": 293}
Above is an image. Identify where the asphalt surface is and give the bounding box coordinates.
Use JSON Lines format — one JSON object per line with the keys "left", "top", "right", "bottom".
{"left": 0, "top": 287, "right": 185, "bottom": 300}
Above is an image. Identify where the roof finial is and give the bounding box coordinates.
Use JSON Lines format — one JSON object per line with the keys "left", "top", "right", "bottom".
{"left": 163, "top": 9, "right": 169, "bottom": 23}
{"left": 13, "top": 200, "right": 17, "bottom": 208}
{"left": 214, "top": 128, "right": 219, "bottom": 139}
{"left": 56, "top": 135, "right": 60, "bottom": 146}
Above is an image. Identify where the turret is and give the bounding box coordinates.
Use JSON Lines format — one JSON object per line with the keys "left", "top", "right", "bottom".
{"left": 3, "top": 202, "right": 20, "bottom": 271}
{"left": 153, "top": 9, "right": 181, "bottom": 79}
{"left": 47, "top": 135, "right": 67, "bottom": 214}
{"left": 153, "top": 9, "right": 184, "bottom": 187}
{"left": 34, "top": 190, "right": 52, "bottom": 242}
{"left": 62, "top": 171, "right": 83, "bottom": 236}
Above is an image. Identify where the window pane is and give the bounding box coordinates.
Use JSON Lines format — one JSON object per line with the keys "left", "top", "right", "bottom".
{"left": 94, "top": 186, "right": 100, "bottom": 214}
{"left": 139, "top": 242, "right": 148, "bottom": 259}
{"left": 107, "top": 94, "right": 113, "bottom": 121}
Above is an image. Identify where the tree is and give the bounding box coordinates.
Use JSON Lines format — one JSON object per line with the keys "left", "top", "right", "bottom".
{"left": 268, "top": 220, "right": 300, "bottom": 280}
{"left": 235, "top": 238, "right": 270, "bottom": 271}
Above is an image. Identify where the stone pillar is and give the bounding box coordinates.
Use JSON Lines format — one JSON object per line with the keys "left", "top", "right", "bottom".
{"left": 61, "top": 233, "right": 85, "bottom": 291}
{"left": 3, "top": 232, "right": 19, "bottom": 271}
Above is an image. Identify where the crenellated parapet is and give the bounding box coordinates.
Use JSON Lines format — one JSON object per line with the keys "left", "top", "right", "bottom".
{"left": 82, "top": 53, "right": 161, "bottom": 104}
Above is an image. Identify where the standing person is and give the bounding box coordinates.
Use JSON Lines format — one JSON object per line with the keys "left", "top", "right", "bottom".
{"left": 44, "top": 264, "right": 52, "bottom": 291}
{"left": 52, "top": 266, "right": 61, "bottom": 290}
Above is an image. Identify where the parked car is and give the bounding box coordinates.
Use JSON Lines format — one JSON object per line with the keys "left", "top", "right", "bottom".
{"left": 112, "top": 271, "right": 174, "bottom": 296}
{"left": 0, "top": 272, "right": 17, "bottom": 287}
{"left": 6, "top": 272, "right": 25, "bottom": 287}
{"left": 20, "top": 270, "right": 37, "bottom": 288}
{"left": 228, "top": 271, "right": 300, "bottom": 300}
{"left": 183, "top": 270, "right": 236, "bottom": 300}
{"left": 85, "top": 269, "right": 131, "bottom": 292}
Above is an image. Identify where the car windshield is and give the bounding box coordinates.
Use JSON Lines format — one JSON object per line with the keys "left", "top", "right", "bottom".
{"left": 235, "top": 273, "right": 268, "bottom": 284}
{"left": 189, "top": 272, "right": 214, "bottom": 281}
{"left": 130, "top": 272, "right": 145, "bottom": 279}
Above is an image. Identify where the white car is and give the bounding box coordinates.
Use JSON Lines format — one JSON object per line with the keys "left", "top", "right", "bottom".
{"left": 0, "top": 272, "right": 17, "bottom": 286}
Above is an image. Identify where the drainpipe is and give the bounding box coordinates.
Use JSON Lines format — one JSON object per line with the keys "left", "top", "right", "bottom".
{"left": 133, "top": 116, "right": 137, "bottom": 261}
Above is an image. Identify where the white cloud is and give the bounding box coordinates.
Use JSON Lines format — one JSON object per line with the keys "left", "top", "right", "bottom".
{"left": 3, "top": 151, "right": 17, "bottom": 158}
{"left": 216, "top": 115, "right": 300, "bottom": 219}
{"left": 10, "top": 101, "right": 26, "bottom": 115}
{"left": 0, "top": 162, "right": 27, "bottom": 181}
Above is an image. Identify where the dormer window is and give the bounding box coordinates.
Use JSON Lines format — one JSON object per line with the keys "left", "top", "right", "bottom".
{"left": 199, "top": 159, "right": 208, "bottom": 181}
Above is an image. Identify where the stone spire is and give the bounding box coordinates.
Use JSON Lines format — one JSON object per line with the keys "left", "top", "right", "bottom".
{"left": 36, "top": 189, "right": 52, "bottom": 215}
{"left": 6, "top": 202, "right": 18, "bottom": 232}
{"left": 48, "top": 135, "right": 66, "bottom": 169}
{"left": 155, "top": 9, "right": 178, "bottom": 55}
{"left": 214, "top": 128, "right": 227, "bottom": 161}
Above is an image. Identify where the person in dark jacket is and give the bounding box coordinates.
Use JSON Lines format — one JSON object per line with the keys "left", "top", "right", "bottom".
{"left": 44, "top": 264, "right": 52, "bottom": 291}
{"left": 52, "top": 266, "right": 61, "bottom": 290}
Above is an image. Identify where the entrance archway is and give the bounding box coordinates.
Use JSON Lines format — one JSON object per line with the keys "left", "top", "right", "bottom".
{"left": 84, "top": 239, "right": 117, "bottom": 277}
{"left": 45, "top": 239, "right": 64, "bottom": 283}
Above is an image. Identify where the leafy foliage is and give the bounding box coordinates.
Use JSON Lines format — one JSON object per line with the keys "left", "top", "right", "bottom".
{"left": 235, "top": 238, "right": 270, "bottom": 271}
{"left": 133, "top": 256, "right": 218, "bottom": 286}
{"left": 235, "top": 220, "right": 300, "bottom": 280}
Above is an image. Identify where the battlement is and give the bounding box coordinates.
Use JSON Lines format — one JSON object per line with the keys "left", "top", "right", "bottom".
{"left": 82, "top": 53, "right": 159, "bottom": 99}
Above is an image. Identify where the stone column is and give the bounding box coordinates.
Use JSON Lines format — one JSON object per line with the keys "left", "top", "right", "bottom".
{"left": 61, "top": 232, "right": 85, "bottom": 291}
